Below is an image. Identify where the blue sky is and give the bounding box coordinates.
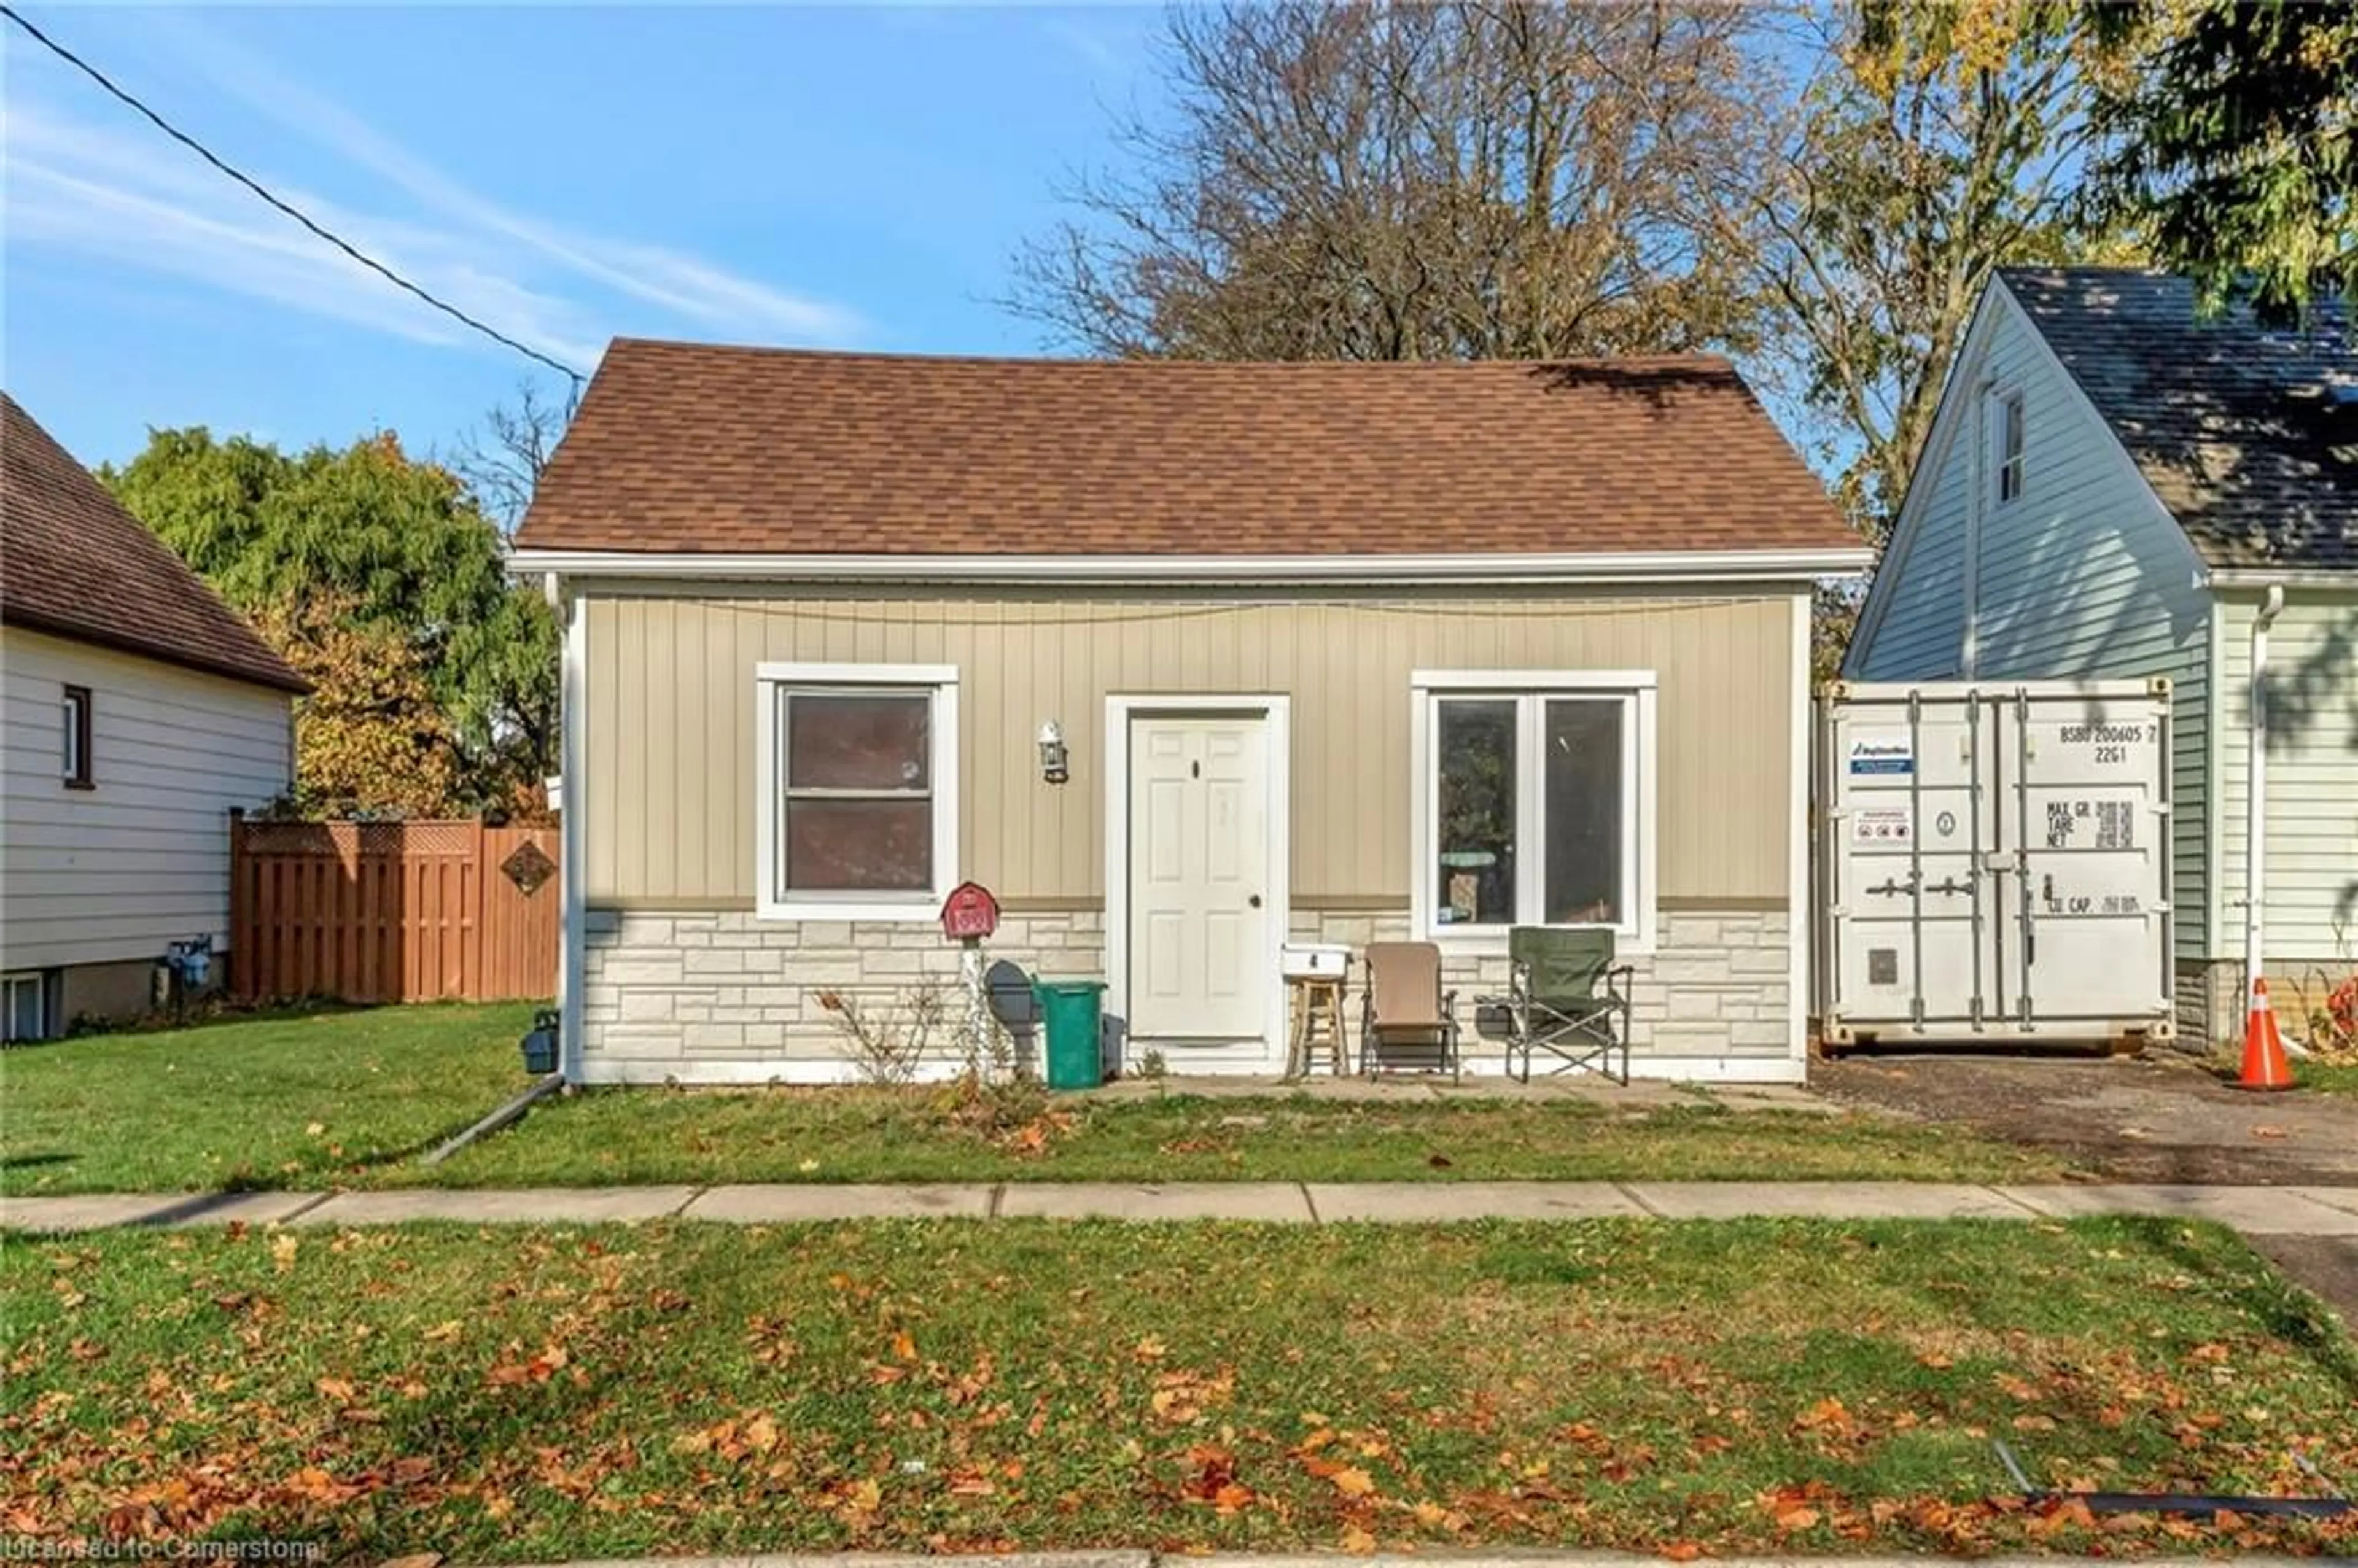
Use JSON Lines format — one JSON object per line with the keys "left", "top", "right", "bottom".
{"left": 3, "top": 4, "right": 1163, "bottom": 468}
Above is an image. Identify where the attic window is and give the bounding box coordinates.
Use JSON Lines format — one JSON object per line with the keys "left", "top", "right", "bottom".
{"left": 61, "top": 685, "right": 92, "bottom": 789}
{"left": 1996, "top": 392, "right": 2026, "bottom": 503}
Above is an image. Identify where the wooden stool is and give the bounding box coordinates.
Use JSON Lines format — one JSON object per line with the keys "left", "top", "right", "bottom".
{"left": 1286, "top": 972, "right": 1348, "bottom": 1077}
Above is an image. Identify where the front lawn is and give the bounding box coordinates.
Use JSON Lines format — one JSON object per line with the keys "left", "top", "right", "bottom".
{"left": 0, "top": 1003, "right": 2068, "bottom": 1192}
{"left": 3, "top": 1217, "right": 2349, "bottom": 1560}
{"left": 400, "top": 1082, "right": 2068, "bottom": 1187}
{"left": 0, "top": 1004, "right": 537, "bottom": 1196}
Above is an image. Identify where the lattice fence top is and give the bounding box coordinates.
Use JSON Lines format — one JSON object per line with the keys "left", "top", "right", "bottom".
{"left": 238, "top": 819, "right": 486, "bottom": 858}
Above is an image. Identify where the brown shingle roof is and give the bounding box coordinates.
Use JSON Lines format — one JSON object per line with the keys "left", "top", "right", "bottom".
{"left": 516, "top": 342, "right": 1856, "bottom": 557}
{"left": 1, "top": 394, "right": 306, "bottom": 693}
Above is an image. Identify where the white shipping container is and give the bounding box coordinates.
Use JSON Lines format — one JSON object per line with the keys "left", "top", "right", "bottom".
{"left": 1816, "top": 680, "right": 2174, "bottom": 1047}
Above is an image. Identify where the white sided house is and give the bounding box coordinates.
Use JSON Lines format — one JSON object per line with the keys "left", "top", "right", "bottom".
{"left": 515, "top": 343, "right": 1870, "bottom": 1086}
{"left": 1846, "top": 268, "right": 2358, "bottom": 1046}
{"left": 1, "top": 393, "right": 306, "bottom": 1037}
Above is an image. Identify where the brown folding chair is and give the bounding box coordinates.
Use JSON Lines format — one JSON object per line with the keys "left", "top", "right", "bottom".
{"left": 1360, "top": 941, "right": 1461, "bottom": 1081}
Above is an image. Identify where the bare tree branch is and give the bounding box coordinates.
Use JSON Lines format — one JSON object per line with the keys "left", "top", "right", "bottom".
{"left": 449, "top": 379, "right": 577, "bottom": 541}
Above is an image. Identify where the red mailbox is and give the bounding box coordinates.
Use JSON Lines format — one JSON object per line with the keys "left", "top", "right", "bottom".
{"left": 940, "top": 880, "right": 1000, "bottom": 941}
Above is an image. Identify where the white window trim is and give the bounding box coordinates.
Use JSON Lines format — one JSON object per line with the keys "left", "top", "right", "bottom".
{"left": 753, "top": 661, "right": 960, "bottom": 922}
{"left": 1994, "top": 387, "right": 2026, "bottom": 505}
{"left": 1408, "top": 669, "right": 1658, "bottom": 955}
{"left": 3, "top": 971, "right": 48, "bottom": 1044}
{"left": 60, "top": 685, "right": 90, "bottom": 788}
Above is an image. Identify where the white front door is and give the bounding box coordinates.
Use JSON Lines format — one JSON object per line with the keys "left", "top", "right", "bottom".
{"left": 1129, "top": 714, "right": 1270, "bottom": 1042}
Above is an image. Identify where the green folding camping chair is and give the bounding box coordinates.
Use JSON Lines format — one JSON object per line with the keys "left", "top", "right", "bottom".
{"left": 1495, "top": 926, "right": 1632, "bottom": 1084}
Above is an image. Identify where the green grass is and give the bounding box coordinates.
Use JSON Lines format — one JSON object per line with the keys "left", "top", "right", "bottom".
{"left": 2295, "top": 1060, "right": 2358, "bottom": 1096}
{"left": 393, "top": 1084, "right": 2069, "bottom": 1187}
{"left": 0, "top": 1004, "right": 538, "bottom": 1196}
{"left": 2201, "top": 1047, "right": 2358, "bottom": 1097}
{"left": 1, "top": 1004, "right": 2068, "bottom": 1193}
{"left": 3, "top": 1217, "right": 2350, "bottom": 1559}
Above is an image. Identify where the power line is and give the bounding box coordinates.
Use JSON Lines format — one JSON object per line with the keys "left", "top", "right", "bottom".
{"left": 1, "top": 4, "right": 586, "bottom": 390}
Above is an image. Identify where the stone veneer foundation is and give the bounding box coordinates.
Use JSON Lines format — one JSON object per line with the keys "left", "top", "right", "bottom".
{"left": 578, "top": 906, "right": 1796, "bottom": 1084}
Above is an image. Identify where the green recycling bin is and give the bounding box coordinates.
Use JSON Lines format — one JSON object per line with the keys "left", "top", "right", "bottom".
{"left": 1033, "top": 979, "right": 1107, "bottom": 1090}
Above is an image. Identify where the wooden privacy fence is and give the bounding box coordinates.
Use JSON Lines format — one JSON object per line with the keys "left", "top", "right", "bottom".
{"left": 231, "top": 817, "right": 560, "bottom": 1003}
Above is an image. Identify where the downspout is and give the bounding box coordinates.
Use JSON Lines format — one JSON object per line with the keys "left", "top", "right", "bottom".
{"left": 2242, "top": 584, "right": 2286, "bottom": 1033}
{"left": 1962, "top": 380, "right": 1992, "bottom": 678}
{"left": 556, "top": 576, "right": 588, "bottom": 1084}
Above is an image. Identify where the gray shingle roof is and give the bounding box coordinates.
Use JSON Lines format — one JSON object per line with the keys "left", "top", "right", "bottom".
{"left": 1998, "top": 266, "right": 2357, "bottom": 573}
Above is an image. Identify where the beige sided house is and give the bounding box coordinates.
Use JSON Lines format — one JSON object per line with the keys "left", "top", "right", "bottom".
{"left": 513, "top": 344, "right": 1868, "bottom": 1084}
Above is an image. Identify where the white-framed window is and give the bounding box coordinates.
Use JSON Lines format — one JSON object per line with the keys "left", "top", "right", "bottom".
{"left": 1410, "top": 670, "right": 1656, "bottom": 951}
{"left": 61, "top": 684, "right": 92, "bottom": 789}
{"left": 1995, "top": 390, "right": 2026, "bottom": 503}
{"left": 3, "top": 972, "right": 48, "bottom": 1043}
{"left": 753, "top": 662, "right": 959, "bottom": 921}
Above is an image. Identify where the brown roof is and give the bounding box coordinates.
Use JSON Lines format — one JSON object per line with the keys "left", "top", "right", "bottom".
{"left": 517, "top": 342, "right": 1857, "bottom": 557}
{"left": 1, "top": 394, "right": 306, "bottom": 693}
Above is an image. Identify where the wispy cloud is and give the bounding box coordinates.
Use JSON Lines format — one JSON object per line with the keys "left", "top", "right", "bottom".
{"left": 144, "top": 12, "right": 862, "bottom": 344}
{"left": 3, "top": 99, "right": 613, "bottom": 367}
{"left": 1, "top": 18, "right": 862, "bottom": 374}
{"left": 1038, "top": 15, "right": 1127, "bottom": 77}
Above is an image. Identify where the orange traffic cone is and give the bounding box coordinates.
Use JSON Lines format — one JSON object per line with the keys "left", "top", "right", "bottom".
{"left": 2233, "top": 976, "right": 2295, "bottom": 1092}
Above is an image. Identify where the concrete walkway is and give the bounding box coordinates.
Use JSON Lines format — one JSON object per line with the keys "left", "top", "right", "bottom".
{"left": 506, "top": 1556, "right": 2329, "bottom": 1568}
{"left": 7, "top": 1180, "right": 2357, "bottom": 1235}
{"left": 1082, "top": 1074, "right": 1845, "bottom": 1112}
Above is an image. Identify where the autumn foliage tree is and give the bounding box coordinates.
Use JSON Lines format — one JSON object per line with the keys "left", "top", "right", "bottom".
{"left": 102, "top": 425, "right": 556, "bottom": 816}
{"left": 1671, "top": 0, "right": 2139, "bottom": 545}
{"left": 246, "top": 595, "right": 463, "bottom": 819}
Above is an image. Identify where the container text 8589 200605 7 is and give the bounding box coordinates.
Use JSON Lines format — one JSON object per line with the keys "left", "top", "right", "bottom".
{"left": 1815, "top": 680, "right": 2173, "bottom": 1049}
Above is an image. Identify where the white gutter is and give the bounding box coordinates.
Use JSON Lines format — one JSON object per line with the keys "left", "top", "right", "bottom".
{"left": 2241, "top": 583, "right": 2287, "bottom": 1025}
{"left": 2204, "top": 567, "right": 2358, "bottom": 591}
{"left": 510, "top": 546, "right": 1875, "bottom": 586}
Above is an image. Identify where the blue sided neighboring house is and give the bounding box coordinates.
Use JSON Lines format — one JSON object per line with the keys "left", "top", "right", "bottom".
{"left": 1844, "top": 267, "right": 2357, "bottom": 1049}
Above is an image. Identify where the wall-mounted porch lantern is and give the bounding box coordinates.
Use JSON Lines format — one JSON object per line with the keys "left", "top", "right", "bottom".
{"left": 1037, "top": 720, "right": 1069, "bottom": 784}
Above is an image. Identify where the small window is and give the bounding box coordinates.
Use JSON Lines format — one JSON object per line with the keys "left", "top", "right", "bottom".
{"left": 1996, "top": 392, "right": 2026, "bottom": 503}
{"left": 755, "top": 664, "right": 959, "bottom": 920}
{"left": 1415, "top": 672, "right": 1656, "bottom": 944}
{"left": 3, "top": 972, "right": 48, "bottom": 1043}
{"left": 61, "top": 685, "right": 92, "bottom": 789}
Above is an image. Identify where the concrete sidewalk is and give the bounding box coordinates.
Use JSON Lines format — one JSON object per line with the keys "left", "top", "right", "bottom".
{"left": 505, "top": 1556, "right": 2330, "bottom": 1568}
{"left": 6, "top": 1179, "right": 2357, "bottom": 1235}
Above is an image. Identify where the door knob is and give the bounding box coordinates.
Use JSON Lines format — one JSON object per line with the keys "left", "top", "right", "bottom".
{"left": 1248, "top": 894, "right": 1263, "bottom": 908}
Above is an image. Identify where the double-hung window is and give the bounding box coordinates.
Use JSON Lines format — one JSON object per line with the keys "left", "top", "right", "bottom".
{"left": 1412, "top": 670, "right": 1656, "bottom": 949}
{"left": 755, "top": 663, "right": 959, "bottom": 920}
